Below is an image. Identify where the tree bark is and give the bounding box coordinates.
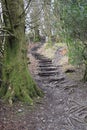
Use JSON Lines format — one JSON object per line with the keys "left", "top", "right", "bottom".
{"left": 0, "top": 0, "right": 42, "bottom": 104}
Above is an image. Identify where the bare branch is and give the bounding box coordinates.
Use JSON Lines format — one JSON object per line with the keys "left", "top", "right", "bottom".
{"left": 0, "top": 28, "right": 14, "bottom": 36}
{"left": 19, "top": 0, "right": 32, "bottom": 18}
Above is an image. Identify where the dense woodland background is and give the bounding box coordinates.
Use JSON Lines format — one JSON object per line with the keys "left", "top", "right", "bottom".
{"left": 0, "top": 0, "right": 87, "bottom": 104}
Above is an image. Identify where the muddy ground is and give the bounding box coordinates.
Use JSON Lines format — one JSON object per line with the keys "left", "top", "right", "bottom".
{"left": 0, "top": 43, "right": 87, "bottom": 130}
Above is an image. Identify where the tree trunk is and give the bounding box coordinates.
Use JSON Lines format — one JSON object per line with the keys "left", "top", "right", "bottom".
{"left": 83, "top": 63, "right": 87, "bottom": 81}
{"left": 0, "top": 39, "right": 3, "bottom": 87}
{"left": 34, "top": 29, "right": 40, "bottom": 42}
{"left": 0, "top": 0, "right": 42, "bottom": 104}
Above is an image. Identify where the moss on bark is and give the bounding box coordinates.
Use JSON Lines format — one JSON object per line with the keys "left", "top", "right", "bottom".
{"left": 1, "top": 0, "right": 43, "bottom": 104}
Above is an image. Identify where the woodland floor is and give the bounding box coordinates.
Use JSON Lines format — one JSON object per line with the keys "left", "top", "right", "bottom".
{"left": 0, "top": 43, "right": 87, "bottom": 130}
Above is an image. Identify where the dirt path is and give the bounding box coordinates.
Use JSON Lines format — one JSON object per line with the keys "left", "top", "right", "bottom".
{"left": 0, "top": 44, "right": 87, "bottom": 130}
{"left": 29, "top": 45, "right": 87, "bottom": 130}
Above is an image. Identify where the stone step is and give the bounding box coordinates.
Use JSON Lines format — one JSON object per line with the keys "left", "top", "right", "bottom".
{"left": 39, "top": 62, "right": 53, "bottom": 65}
{"left": 32, "top": 53, "right": 45, "bottom": 60}
{"left": 38, "top": 71, "right": 59, "bottom": 77}
{"left": 48, "top": 76, "right": 65, "bottom": 83}
{"left": 39, "top": 62, "right": 52, "bottom": 65}
{"left": 39, "top": 67, "right": 57, "bottom": 71}
{"left": 39, "top": 64, "right": 53, "bottom": 67}
{"left": 39, "top": 59, "right": 52, "bottom": 62}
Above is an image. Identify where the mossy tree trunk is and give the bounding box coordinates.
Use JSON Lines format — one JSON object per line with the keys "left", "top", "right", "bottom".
{"left": 83, "top": 60, "right": 87, "bottom": 82}
{"left": 0, "top": 0, "right": 42, "bottom": 104}
{"left": 0, "top": 38, "right": 3, "bottom": 87}
{"left": 34, "top": 29, "right": 40, "bottom": 42}
{"left": 83, "top": 64, "right": 87, "bottom": 81}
